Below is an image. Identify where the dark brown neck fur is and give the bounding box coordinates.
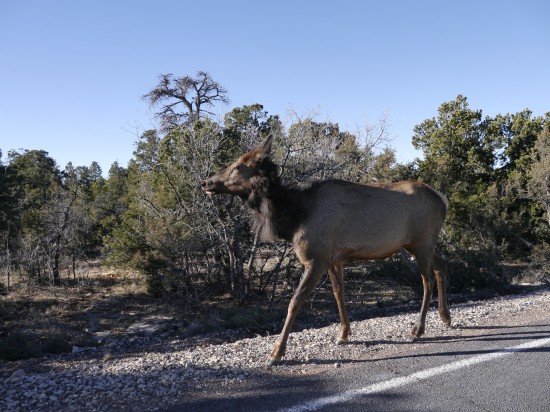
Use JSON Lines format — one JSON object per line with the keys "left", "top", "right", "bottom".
{"left": 247, "top": 159, "right": 308, "bottom": 242}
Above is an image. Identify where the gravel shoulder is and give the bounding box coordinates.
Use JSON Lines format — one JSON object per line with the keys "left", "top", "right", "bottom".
{"left": 2, "top": 285, "right": 550, "bottom": 411}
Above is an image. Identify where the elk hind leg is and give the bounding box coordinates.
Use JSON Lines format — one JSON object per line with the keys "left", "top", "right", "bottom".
{"left": 328, "top": 263, "right": 350, "bottom": 344}
{"left": 411, "top": 253, "right": 435, "bottom": 340}
{"left": 433, "top": 253, "right": 451, "bottom": 326}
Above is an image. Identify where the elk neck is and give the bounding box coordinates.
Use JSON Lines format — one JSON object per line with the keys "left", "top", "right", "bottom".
{"left": 246, "top": 159, "right": 308, "bottom": 242}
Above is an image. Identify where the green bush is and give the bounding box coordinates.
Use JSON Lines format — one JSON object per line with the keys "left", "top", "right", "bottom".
{"left": 0, "top": 332, "right": 41, "bottom": 361}
{"left": 0, "top": 331, "right": 73, "bottom": 361}
{"left": 41, "top": 335, "right": 71, "bottom": 355}
{"left": 526, "top": 242, "right": 550, "bottom": 284}
{"left": 370, "top": 255, "right": 423, "bottom": 295}
{"left": 447, "top": 248, "right": 503, "bottom": 292}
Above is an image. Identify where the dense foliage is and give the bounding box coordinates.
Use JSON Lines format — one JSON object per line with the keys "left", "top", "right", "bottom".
{"left": 1, "top": 72, "right": 549, "bottom": 302}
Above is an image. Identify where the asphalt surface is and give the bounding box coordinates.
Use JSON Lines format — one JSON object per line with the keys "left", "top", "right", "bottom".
{"left": 170, "top": 317, "right": 550, "bottom": 411}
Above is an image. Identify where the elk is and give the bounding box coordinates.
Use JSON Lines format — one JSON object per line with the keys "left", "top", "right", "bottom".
{"left": 202, "top": 134, "right": 450, "bottom": 365}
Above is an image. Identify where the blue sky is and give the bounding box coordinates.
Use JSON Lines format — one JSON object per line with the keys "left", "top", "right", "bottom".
{"left": 1, "top": 0, "right": 549, "bottom": 173}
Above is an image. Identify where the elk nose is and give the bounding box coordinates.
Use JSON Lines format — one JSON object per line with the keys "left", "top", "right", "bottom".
{"left": 202, "top": 178, "right": 213, "bottom": 191}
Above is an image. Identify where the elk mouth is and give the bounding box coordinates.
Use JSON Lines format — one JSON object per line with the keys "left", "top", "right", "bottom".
{"left": 202, "top": 178, "right": 220, "bottom": 196}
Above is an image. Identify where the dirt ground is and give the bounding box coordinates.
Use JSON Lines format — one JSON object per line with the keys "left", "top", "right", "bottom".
{"left": 1, "top": 260, "right": 540, "bottom": 362}
{"left": 0, "top": 264, "right": 173, "bottom": 361}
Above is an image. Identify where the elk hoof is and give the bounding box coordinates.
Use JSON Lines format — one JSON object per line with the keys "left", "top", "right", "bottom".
{"left": 336, "top": 337, "right": 348, "bottom": 345}
{"left": 267, "top": 356, "right": 282, "bottom": 366}
{"left": 410, "top": 335, "right": 419, "bottom": 343}
{"left": 411, "top": 324, "right": 425, "bottom": 339}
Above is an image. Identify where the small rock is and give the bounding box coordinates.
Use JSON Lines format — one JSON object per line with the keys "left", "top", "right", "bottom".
{"left": 8, "top": 369, "right": 26, "bottom": 382}
{"left": 72, "top": 346, "right": 96, "bottom": 354}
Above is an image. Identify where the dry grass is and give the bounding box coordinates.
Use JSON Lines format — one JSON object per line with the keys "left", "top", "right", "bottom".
{"left": 0, "top": 262, "right": 159, "bottom": 361}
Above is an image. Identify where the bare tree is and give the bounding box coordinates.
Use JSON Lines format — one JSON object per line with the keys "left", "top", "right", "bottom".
{"left": 276, "top": 110, "right": 394, "bottom": 184}
{"left": 143, "top": 71, "right": 229, "bottom": 130}
{"left": 359, "top": 110, "right": 393, "bottom": 153}
{"left": 131, "top": 121, "right": 256, "bottom": 300}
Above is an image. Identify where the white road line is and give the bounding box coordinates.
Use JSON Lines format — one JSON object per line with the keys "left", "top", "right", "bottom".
{"left": 281, "top": 336, "right": 550, "bottom": 412}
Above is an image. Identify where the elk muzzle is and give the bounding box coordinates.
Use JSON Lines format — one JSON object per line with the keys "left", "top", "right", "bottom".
{"left": 201, "top": 176, "right": 220, "bottom": 195}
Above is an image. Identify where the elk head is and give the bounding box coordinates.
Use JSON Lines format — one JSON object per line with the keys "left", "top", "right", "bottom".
{"left": 202, "top": 134, "right": 273, "bottom": 197}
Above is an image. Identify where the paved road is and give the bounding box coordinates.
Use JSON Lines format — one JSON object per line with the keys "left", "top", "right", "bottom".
{"left": 171, "top": 319, "right": 550, "bottom": 411}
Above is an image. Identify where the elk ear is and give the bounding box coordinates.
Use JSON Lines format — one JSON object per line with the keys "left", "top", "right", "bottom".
{"left": 253, "top": 134, "right": 273, "bottom": 161}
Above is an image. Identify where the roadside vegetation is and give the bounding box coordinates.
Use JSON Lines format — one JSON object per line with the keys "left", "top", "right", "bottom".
{"left": 1, "top": 71, "right": 549, "bottom": 361}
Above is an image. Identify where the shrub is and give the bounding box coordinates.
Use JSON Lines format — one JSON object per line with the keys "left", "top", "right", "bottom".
{"left": 0, "top": 332, "right": 41, "bottom": 361}
{"left": 525, "top": 242, "right": 550, "bottom": 284}
{"left": 446, "top": 247, "right": 503, "bottom": 292}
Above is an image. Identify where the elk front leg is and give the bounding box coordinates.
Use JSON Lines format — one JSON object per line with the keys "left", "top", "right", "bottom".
{"left": 328, "top": 263, "right": 350, "bottom": 344}
{"left": 268, "top": 263, "right": 323, "bottom": 365}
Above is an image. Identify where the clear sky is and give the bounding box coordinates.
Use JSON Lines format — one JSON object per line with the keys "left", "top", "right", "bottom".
{"left": 1, "top": 0, "right": 549, "bottom": 173}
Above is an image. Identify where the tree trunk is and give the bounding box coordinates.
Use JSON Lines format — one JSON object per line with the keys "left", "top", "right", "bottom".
{"left": 245, "top": 231, "right": 260, "bottom": 296}
{"left": 37, "top": 256, "right": 42, "bottom": 286}
{"left": 5, "top": 237, "right": 11, "bottom": 293}
{"left": 72, "top": 254, "right": 76, "bottom": 280}
{"left": 52, "top": 237, "right": 62, "bottom": 286}
{"left": 269, "top": 244, "right": 288, "bottom": 303}
{"left": 52, "top": 192, "right": 77, "bottom": 286}
{"left": 231, "top": 223, "right": 245, "bottom": 303}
